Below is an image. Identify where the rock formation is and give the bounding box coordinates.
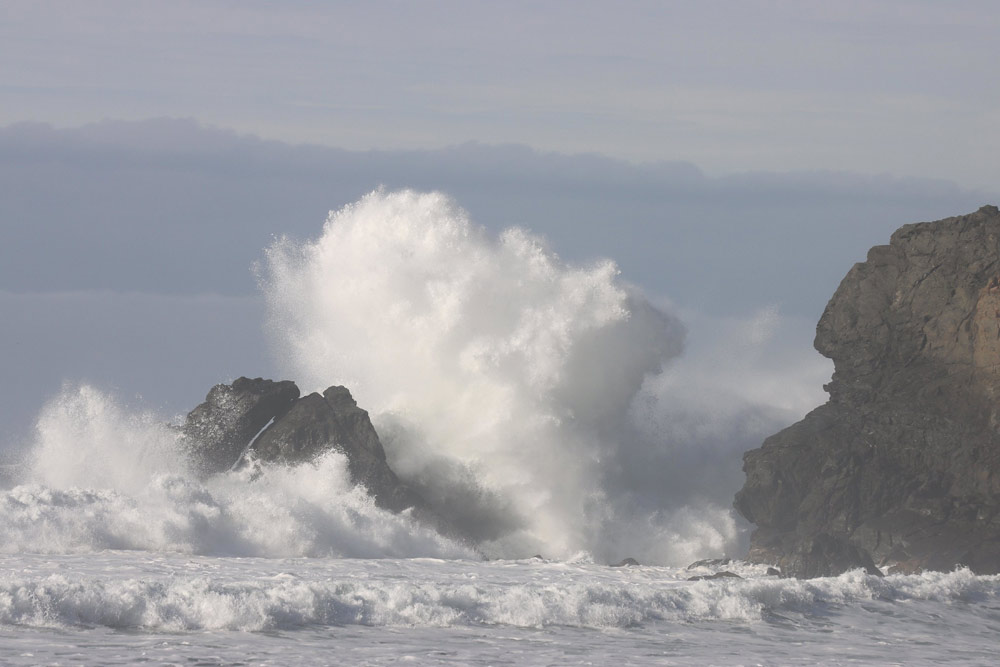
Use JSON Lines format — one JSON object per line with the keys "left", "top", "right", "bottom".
{"left": 687, "top": 571, "right": 741, "bottom": 581}
{"left": 182, "top": 377, "right": 423, "bottom": 514}
{"left": 735, "top": 205, "right": 1000, "bottom": 577}
{"left": 181, "top": 377, "right": 299, "bottom": 475}
{"left": 249, "top": 385, "right": 423, "bottom": 512}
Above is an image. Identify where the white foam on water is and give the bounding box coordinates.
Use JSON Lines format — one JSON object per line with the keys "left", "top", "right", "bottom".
{"left": 2, "top": 385, "right": 471, "bottom": 559}
{"left": 0, "top": 555, "right": 996, "bottom": 633}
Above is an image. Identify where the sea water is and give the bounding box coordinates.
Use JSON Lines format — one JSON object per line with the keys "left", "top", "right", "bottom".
{"left": 4, "top": 190, "right": 995, "bottom": 664}
{"left": 0, "top": 551, "right": 997, "bottom": 665}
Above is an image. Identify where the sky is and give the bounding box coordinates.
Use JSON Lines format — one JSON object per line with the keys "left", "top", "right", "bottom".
{"left": 2, "top": 1, "right": 999, "bottom": 451}
{"left": 3, "top": 1, "right": 999, "bottom": 188}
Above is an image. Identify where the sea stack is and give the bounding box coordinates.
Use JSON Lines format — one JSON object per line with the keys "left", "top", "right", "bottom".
{"left": 735, "top": 205, "right": 1000, "bottom": 577}
{"left": 181, "top": 377, "right": 300, "bottom": 475}
{"left": 181, "top": 377, "right": 423, "bottom": 513}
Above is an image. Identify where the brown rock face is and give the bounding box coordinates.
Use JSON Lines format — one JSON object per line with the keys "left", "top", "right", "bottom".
{"left": 735, "top": 205, "right": 1000, "bottom": 577}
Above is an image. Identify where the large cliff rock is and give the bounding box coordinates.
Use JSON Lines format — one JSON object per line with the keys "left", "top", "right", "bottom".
{"left": 181, "top": 377, "right": 423, "bottom": 514}
{"left": 735, "top": 205, "right": 1000, "bottom": 577}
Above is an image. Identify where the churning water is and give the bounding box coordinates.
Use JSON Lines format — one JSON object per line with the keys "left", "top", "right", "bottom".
{"left": 2, "top": 190, "right": 994, "bottom": 664}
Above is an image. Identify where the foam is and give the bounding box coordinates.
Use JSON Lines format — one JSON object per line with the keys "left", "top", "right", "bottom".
{"left": 3, "top": 386, "right": 471, "bottom": 559}
{"left": 1, "top": 558, "right": 995, "bottom": 632}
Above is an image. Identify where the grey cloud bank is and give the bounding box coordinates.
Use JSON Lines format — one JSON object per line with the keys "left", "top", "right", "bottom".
{"left": 2, "top": 1, "right": 998, "bottom": 188}
{"left": 1, "top": 118, "right": 995, "bottom": 449}
{"left": 3, "top": 119, "right": 991, "bottom": 311}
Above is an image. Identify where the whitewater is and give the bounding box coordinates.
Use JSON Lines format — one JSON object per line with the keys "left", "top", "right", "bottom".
{"left": 2, "top": 190, "right": 998, "bottom": 664}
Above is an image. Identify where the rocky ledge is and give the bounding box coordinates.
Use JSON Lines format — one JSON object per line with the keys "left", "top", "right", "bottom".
{"left": 735, "top": 205, "right": 1000, "bottom": 577}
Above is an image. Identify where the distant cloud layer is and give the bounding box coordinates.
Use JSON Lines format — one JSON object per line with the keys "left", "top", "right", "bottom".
{"left": 2, "top": 119, "right": 992, "bottom": 312}
{"left": 0, "top": 118, "right": 995, "bottom": 446}
{"left": 2, "top": 2, "right": 998, "bottom": 188}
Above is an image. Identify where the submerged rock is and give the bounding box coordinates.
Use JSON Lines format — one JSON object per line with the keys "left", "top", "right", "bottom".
{"left": 611, "top": 557, "right": 640, "bottom": 567}
{"left": 687, "top": 571, "right": 741, "bottom": 581}
{"left": 735, "top": 205, "right": 1000, "bottom": 577}
{"left": 686, "top": 558, "right": 731, "bottom": 571}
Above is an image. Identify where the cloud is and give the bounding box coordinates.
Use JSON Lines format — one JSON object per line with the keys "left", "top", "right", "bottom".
{"left": 3, "top": 2, "right": 999, "bottom": 187}
{"left": 1, "top": 118, "right": 994, "bottom": 315}
{"left": 0, "top": 118, "right": 994, "bottom": 455}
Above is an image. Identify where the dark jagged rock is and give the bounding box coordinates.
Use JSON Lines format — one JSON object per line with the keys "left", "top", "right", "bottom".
{"left": 610, "top": 557, "right": 640, "bottom": 567}
{"left": 250, "top": 385, "right": 424, "bottom": 512}
{"left": 686, "top": 558, "right": 731, "bottom": 571}
{"left": 181, "top": 377, "right": 299, "bottom": 475}
{"left": 769, "top": 533, "right": 883, "bottom": 578}
{"left": 687, "top": 571, "right": 741, "bottom": 581}
{"left": 181, "top": 379, "right": 424, "bottom": 515}
{"left": 766, "top": 567, "right": 781, "bottom": 577}
{"left": 735, "top": 205, "right": 1000, "bottom": 578}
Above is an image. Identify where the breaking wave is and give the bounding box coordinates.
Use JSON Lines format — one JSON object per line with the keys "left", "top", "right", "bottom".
{"left": 1, "top": 558, "right": 995, "bottom": 632}
{"left": 4, "top": 189, "right": 825, "bottom": 564}
{"left": 1, "top": 386, "right": 471, "bottom": 559}
{"left": 260, "top": 189, "right": 743, "bottom": 563}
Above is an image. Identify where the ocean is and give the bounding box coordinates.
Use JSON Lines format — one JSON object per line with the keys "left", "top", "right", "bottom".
{"left": 1, "top": 551, "right": 997, "bottom": 665}
{"left": 3, "top": 189, "right": 995, "bottom": 664}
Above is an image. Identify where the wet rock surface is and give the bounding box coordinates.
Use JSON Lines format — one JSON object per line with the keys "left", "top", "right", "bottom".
{"left": 181, "top": 377, "right": 299, "bottom": 475}
{"left": 687, "top": 571, "right": 741, "bottom": 581}
{"left": 182, "top": 378, "right": 423, "bottom": 513}
{"left": 735, "top": 205, "right": 1000, "bottom": 577}
{"left": 250, "top": 385, "right": 423, "bottom": 512}
{"left": 686, "top": 558, "right": 731, "bottom": 571}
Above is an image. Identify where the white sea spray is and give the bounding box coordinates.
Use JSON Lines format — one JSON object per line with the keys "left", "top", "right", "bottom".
{"left": 0, "top": 190, "right": 834, "bottom": 567}
{"left": 260, "top": 189, "right": 748, "bottom": 563}
{"left": 2, "top": 385, "right": 471, "bottom": 559}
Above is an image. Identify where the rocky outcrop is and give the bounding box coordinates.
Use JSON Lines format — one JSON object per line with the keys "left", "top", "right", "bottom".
{"left": 181, "top": 377, "right": 299, "bottom": 475}
{"left": 735, "top": 205, "right": 1000, "bottom": 577}
{"left": 181, "top": 377, "right": 423, "bottom": 513}
{"left": 250, "top": 386, "right": 423, "bottom": 512}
